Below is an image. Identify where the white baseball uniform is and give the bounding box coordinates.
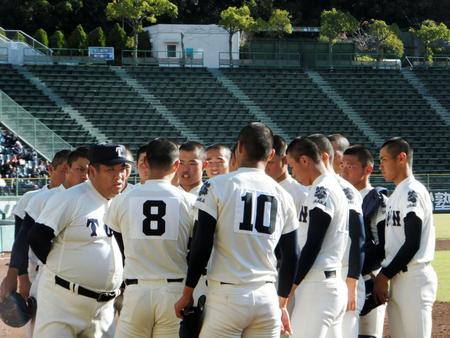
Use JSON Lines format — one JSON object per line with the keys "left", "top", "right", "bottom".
{"left": 383, "top": 176, "right": 437, "bottom": 338}
{"left": 12, "top": 186, "right": 47, "bottom": 220}
{"left": 358, "top": 185, "right": 387, "bottom": 338}
{"left": 104, "top": 179, "right": 196, "bottom": 338}
{"left": 336, "top": 175, "right": 365, "bottom": 338}
{"left": 33, "top": 181, "right": 123, "bottom": 338}
{"left": 291, "top": 173, "right": 348, "bottom": 338}
{"left": 195, "top": 168, "right": 299, "bottom": 338}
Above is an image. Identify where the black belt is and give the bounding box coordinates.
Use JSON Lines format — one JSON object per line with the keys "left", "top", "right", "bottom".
{"left": 324, "top": 270, "right": 336, "bottom": 279}
{"left": 125, "top": 278, "right": 184, "bottom": 286}
{"left": 220, "top": 281, "right": 274, "bottom": 285}
{"left": 55, "top": 275, "right": 117, "bottom": 302}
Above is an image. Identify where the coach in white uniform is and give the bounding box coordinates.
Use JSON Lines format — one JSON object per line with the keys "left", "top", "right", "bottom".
{"left": 28, "top": 144, "right": 130, "bottom": 338}
{"left": 287, "top": 137, "right": 348, "bottom": 338}
{"left": 175, "top": 122, "right": 300, "bottom": 338}
{"left": 374, "top": 137, "right": 437, "bottom": 338}
{"left": 105, "top": 138, "right": 196, "bottom": 338}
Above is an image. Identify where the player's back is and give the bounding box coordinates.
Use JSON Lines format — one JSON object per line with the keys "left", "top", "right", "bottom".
{"left": 198, "top": 167, "right": 298, "bottom": 284}
{"left": 105, "top": 180, "right": 196, "bottom": 280}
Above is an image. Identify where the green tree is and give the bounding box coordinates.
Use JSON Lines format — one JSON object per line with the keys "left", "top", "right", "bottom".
{"left": 267, "top": 9, "right": 292, "bottom": 36}
{"left": 411, "top": 19, "right": 450, "bottom": 62}
{"left": 107, "top": 23, "right": 127, "bottom": 50}
{"left": 33, "top": 28, "right": 49, "bottom": 47}
{"left": 367, "top": 20, "right": 404, "bottom": 60}
{"left": 106, "top": 0, "right": 178, "bottom": 56}
{"left": 50, "top": 30, "right": 66, "bottom": 50}
{"left": 88, "top": 27, "right": 106, "bottom": 47}
{"left": 68, "top": 24, "right": 88, "bottom": 49}
{"left": 219, "top": 5, "right": 255, "bottom": 66}
{"left": 320, "top": 8, "right": 358, "bottom": 66}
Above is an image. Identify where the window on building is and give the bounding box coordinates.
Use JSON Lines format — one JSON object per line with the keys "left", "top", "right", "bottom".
{"left": 167, "top": 44, "right": 177, "bottom": 58}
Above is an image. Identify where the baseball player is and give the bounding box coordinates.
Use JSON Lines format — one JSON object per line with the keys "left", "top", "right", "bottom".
{"left": 323, "top": 134, "right": 365, "bottom": 338}
{"left": 373, "top": 137, "right": 437, "bottom": 338}
{"left": 0, "top": 149, "right": 70, "bottom": 303}
{"left": 28, "top": 144, "right": 130, "bottom": 337}
{"left": 175, "top": 122, "right": 300, "bottom": 338}
{"left": 178, "top": 141, "right": 206, "bottom": 195}
{"left": 342, "top": 145, "right": 387, "bottom": 338}
{"left": 136, "top": 144, "right": 150, "bottom": 184}
{"left": 328, "top": 133, "right": 350, "bottom": 176}
{"left": 205, "top": 143, "right": 231, "bottom": 178}
{"left": 104, "top": 138, "right": 196, "bottom": 338}
{"left": 287, "top": 136, "right": 348, "bottom": 338}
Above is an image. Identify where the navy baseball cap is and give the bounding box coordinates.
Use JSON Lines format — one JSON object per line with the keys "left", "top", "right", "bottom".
{"left": 88, "top": 144, "right": 132, "bottom": 166}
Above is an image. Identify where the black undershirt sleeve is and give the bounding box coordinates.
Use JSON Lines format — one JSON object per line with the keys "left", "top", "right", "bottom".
{"left": 347, "top": 210, "right": 365, "bottom": 279}
{"left": 362, "top": 219, "right": 385, "bottom": 275}
{"left": 380, "top": 212, "right": 422, "bottom": 279}
{"left": 113, "top": 231, "right": 125, "bottom": 266}
{"left": 10, "top": 213, "right": 35, "bottom": 275}
{"left": 277, "top": 229, "right": 300, "bottom": 298}
{"left": 185, "top": 210, "right": 216, "bottom": 288}
{"left": 28, "top": 223, "right": 55, "bottom": 264}
{"left": 14, "top": 215, "right": 23, "bottom": 239}
{"left": 294, "top": 207, "right": 332, "bottom": 285}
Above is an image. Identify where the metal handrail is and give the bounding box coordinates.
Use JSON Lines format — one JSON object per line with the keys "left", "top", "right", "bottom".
{"left": 121, "top": 50, "right": 204, "bottom": 66}
{"left": 219, "top": 51, "right": 302, "bottom": 68}
{"left": 404, "top": 55, "right": 450, "bottom": 69}
{"left": 0, "top": 27, "right": 52, "bottom": 56}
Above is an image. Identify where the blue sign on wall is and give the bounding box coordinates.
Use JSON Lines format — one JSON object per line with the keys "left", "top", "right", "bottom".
{"left": 88, "top": 47, "right": 114, "bottom": 61}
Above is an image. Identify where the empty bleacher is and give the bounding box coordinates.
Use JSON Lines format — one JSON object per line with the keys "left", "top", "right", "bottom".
{"left": 0, "top": 64, "right": 95, "bottom": 146}
{"left": 25, "top": 65, "right": 184, "bottom": 150}
{"left": 223, "top": 68, "right": 374, "bottom": 146}
{"left": 125, "top": 66, "right": 257, "bottom": 145}
{"left": 413, "top": 68, "right": 450, "bottom": 113}
{"left": 320, "top": 69, "right": 450, "bottom": 172}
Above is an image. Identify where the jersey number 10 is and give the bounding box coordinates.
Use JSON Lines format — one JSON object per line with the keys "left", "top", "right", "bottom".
{"left": 239, "top": 192, "right": 277, "bottom": 234}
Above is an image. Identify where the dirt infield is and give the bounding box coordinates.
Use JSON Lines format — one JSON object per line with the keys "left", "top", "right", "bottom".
{"left": 437, "top": 239, "right": 450, "bottom": 251}
{"left": 0, "top": 254, "right": 449, "bottom": 337}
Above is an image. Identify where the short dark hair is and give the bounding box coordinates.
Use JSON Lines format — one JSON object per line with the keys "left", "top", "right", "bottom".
{"left": 286, "top": 137, "right": 321, "bottom": 164}
{"left": 273, "top": 135, "right": 287, "bottom": 157}
{"left": 179, "top": 141, "right": 205, "bottom": 160}
{"left": 51, "top": 149, "right": 71, "bottom": 168}
{"left": 136, "top": 144, "right": 148, "bottom": 160}
{"left": 344, "top": 145, "right": 374, "bottom": 167}
{"left": 237, "top": 122, "right": 273, "bottom": 162}
{"left": 206, "top": 143, "right": 231, "bottom": 160}
{"left": 328, "top": 133, "right": 350, "bottom": 153}
{"left": 381, "top": 137, "right": 413, "bottom": 166}
{"left": 67, "top": 147, "right": 89, "bottom": 166}
{"left": 146, "top": 138, "right": 179, "bottom": 170}
{"left": 307, "top": 134, "right": 334, "bottom": 163}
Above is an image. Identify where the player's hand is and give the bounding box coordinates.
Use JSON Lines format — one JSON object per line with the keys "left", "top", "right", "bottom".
{"left": 287, "top": 283, "right": 298, "bottom": 304}
{"left": 373, "top": 273, "right": 389, "bottom": 304}
{"left": 280, "top": 306, "right": 293, "bottom": 336}
{"left": 17, "top": 274, "right": 31, "bottom": 300}
{"left": 0, "top": 269, "right": 18, "bottom": 302}
{"left": 174, "top": 287, "right": 194, "bottom": 319}
{"left": 346, "top": 277, "right": 357, "bottom": 311}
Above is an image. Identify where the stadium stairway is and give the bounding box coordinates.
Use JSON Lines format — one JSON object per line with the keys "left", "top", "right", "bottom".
{"left": 0, "top": 64, "right": 95, "bottom": 147}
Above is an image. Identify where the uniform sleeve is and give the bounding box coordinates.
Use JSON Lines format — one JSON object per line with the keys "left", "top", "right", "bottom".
{"left": 403, "top": 189, "right": 425, "bottom": 221}
{"left": 194, "top": 181, "right": 218, "bottom": 220}
{"left": 309, "top": 186, "right": 335, "bottom": 218}
{"left": 103, "top": 194, "right": 123, "bottom": 233}
{"left": 343, "top": 186, "right": 363, "bottom": 214}
{"left": 25, "top": 194, "right": 44, "bottom": 222}
{"left": 282, "top": 193, "right": 300, "bottom": 234}
{"left": 35, "top": 193, "right": 72, "bottom": 236}
{"left": 12, "top": 193, "right": 28, "bottom": 219}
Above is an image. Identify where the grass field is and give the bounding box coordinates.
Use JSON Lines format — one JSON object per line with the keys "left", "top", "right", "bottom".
{"left": 434, "top": 251, "right": 450, "bottom": 302}
{"left": 435, "top": 214, "right": 450, "bottom": 240}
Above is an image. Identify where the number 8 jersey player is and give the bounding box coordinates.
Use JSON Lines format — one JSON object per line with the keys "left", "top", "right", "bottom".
{"left": 175, "top": 122, "right": 300, "bottom": 338}
{"left": 104, "top": 138, "right": 196, "bottom": 338}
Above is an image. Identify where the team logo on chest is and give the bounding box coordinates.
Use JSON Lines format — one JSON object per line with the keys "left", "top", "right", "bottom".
{"left": 86, "top": 218, "right": 99, "bottom": 237}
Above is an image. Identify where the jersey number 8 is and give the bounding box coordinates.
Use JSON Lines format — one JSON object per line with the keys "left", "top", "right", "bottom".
{"left": 143, "top": 200, "right": 166, "bottom": 236}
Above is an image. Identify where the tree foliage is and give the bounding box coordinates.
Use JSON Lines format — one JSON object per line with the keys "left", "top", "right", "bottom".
{"left": 88, "top": 26, "right": 106, "bottom": 46}
{"left": 50, "top": 30, "right": 66, "bottom": 49}
{"left": 33, "top": 28, "right": 49, "bottom": 47}
{"left": 106, "top": 22, "right": 127, "bottom": 50}
{"left": 106, "top": 0, "right": 178, "bottom": 51}
{"left": 68, "top": 24, "right": 88, "bottom": 49}
{"left": 360, "top": 19, "right": 404, "bottom": 59}
{"left": 320, "top": 8, "right": 358, "bottom": 45}
{"left": 411, "top": 19, "right": 450, "bottom": 61}
{"left": 267, "top": 9, "right": 292, "bottom": 35}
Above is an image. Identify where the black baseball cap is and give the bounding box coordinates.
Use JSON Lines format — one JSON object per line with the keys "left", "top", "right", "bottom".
{"left": 88, "top": 144, "right": 132, "bottom": 166}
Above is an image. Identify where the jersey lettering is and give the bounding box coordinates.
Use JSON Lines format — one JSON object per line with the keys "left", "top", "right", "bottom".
{"left": 143, "top": 200, "right": 166, "bottom": 236}
{"left": 104, "top": 224, "right": 114, "bottom": 237}
{"left": 238, "top": 192, "right": 277, "bottom": 235}
{"left": 387, "top": 210, "right": 401, "bottom": 226}
{"left": 86, "top": 218, "right": 99, "bottom": 237}
{"left": 299, "top": 205, "right": 308, "bottom": 223}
